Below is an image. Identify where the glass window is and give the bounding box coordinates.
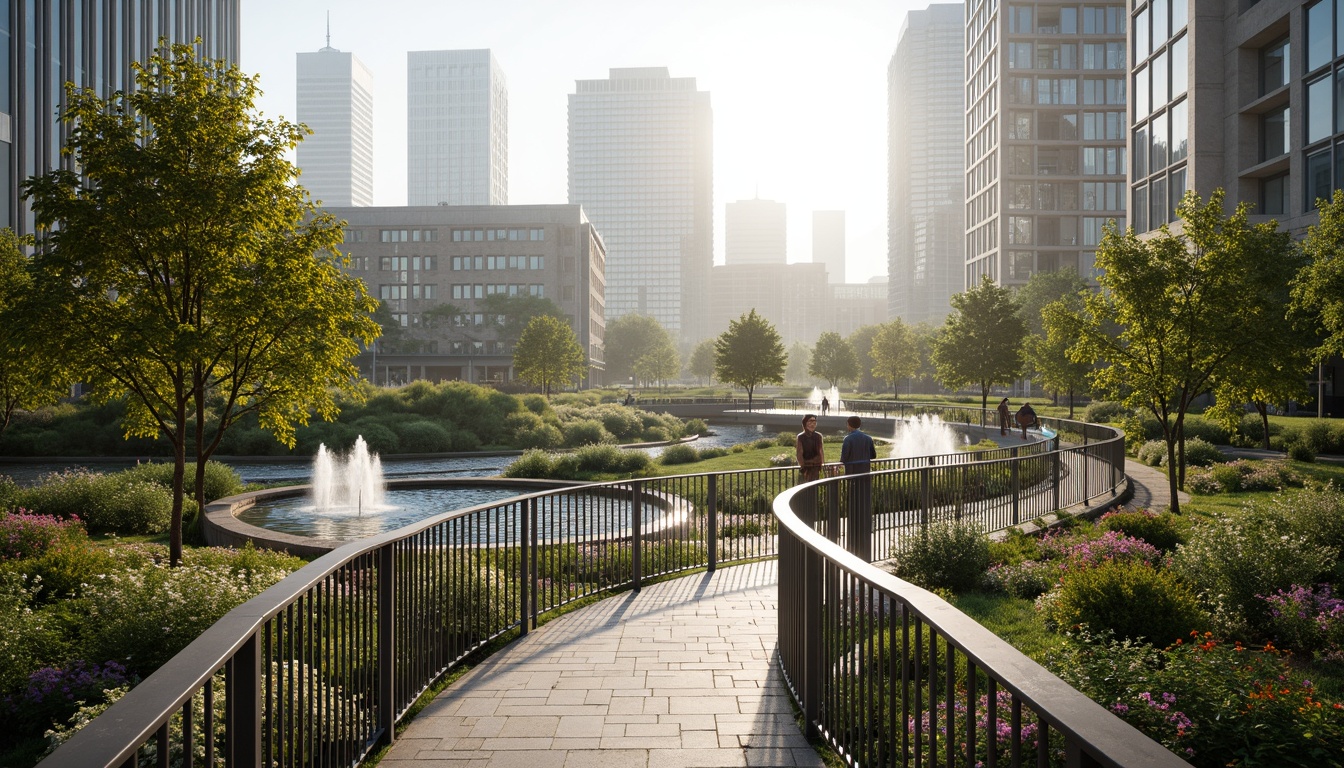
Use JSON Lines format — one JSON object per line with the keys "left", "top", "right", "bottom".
{"left": 1261, "top": 38, "right": 1290, "bottom": 94}
{"left": 1061, "top": 113, "right": 1079, "bottom": 140}
{"left": 1037, "top": 6, "right": 1061, "bottom": 33}
{"left": 1136, "top": 8, "right": 1150, "bottom": 61}
{"left": 1262, "top": 173, "right": 1289, "bottom": 216}
{"left": 1169, "top": 168, "right": 1186, "bottom": 221}
{"left": 1172, "top": 0, "right": 1187, "bottom": 32}
{"left": 1150, "top": 176, "right": 1168, "bottom": 229}
{"left": 1135, "top": 64, "right": 1150, "bottom": 119}
{"left": 1309, "top": 75, "right": 1334, "bottom": 144}
{"left": 1337, "top": 68, "right": 1344, "bottom": 137}
{"left": 1309, "top": 0, "right": 1333, "bottom": 72}
{"left": 1151, "top": 110, "right": 1169, "bottom": 170}
{"left": 1009, "top": 42, "right": 1032, "bottom": 69}
{"left": 1009, "top": 216, "right": 1033, "bottom": 244}
{"left": 1010, "top": 5, "right": 1032, "bottom": 34}
{"left": 1171, "top": 36, "right": 1188, "bottom": 98}
{"left": 1153, "top": 50, "right": 1169, "bottom": 107}
{"left": 1171, "top": 100, "right": 1189, "bottom": 163}
{"left": 1263, "top": 106, "right": 1290, "bottom": 160}
{"left": 1134, "top": 186, "right": 1149, "bottom": 233}
{"left": 1010, "top": 181, "right": 1033, "bottom": 209}
{"left": 1061, "top": 7, "right": 1078, "bottom": 34}
{"left": 1009, "top": 110, "right": 1033, "bottom": 139}
{"left": 1153, "top": 0, "right": 1169, "bottom": 44}
{"left": 1135, "top": 124, "right": 1149, "bottom": 178}
{"left": 1307, "top": 148, "right": 1333, "bottom": 208}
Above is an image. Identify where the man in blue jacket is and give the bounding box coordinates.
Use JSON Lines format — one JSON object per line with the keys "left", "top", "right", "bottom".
{"left": 840, "top": 416, "right": 877, "bottom": 558}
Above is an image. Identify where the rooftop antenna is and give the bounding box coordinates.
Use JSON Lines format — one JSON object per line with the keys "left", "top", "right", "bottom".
{"left": 326, "top": 11, "right": 331, "bottom": 48}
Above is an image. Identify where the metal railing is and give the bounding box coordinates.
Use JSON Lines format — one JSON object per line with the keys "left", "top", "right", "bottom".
{"left": 775, "top": 420, "right": 1191, "bottom": 767}
{"left": 40, "top": 407, "right": 1140, "bottom": 768}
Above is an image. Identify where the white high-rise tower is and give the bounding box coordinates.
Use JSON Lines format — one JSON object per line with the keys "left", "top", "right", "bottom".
{"left": 568, "top": 67, "right": 713, "bottom": 340}
{"left": 296, "top": 26, "right": 374, "bottom": 207}
{"left": 407, "top": 49, "right": 508, "bottom": 206}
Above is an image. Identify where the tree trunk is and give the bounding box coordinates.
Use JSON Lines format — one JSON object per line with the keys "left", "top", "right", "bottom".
{"left": 1067, "top": 385, "right": 1075, "bottom": 419}
{"left": 170, "top": 409, "right": 187, "bottom": 567}
{"left": 1162, "top": 418, "right": 1182, "bottom": 515}
{"left": 980, "top": 381, "right": 989, "bottom": 411}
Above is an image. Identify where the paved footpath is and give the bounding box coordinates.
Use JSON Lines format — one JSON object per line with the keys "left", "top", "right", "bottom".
{"left": 381, "top": 559, "right": 822, "bottom": 768}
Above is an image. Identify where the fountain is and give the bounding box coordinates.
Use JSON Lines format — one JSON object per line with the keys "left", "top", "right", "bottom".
{"left": 890, "top": 413, "right": 960, "bottom": 459}
{"left": 310, "top": 437, "right": 387, "bottom": 515}
{"left": 806, "top": 386, "right": 844, "bottom": 412}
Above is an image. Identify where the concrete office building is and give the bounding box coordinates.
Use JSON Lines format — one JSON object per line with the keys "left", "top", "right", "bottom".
{"left": 568, "top": 67, "right": 713, "bottom": 341}
{"left": 812, "top": 210, "right": 846, "bottom": 285}
{"left": 329, "top": 205, "right": 606, "bottom": 387}
{"left": 2, "top": 2, "right": 240, "bottom": 235}
{"left": 408, "top": 50, "right": 508, "bottom": 206}
{"left": 830, "top": 280, "right": 890, "bottom": 339}
{"left": 709, "top": 262, "right": 828, "bottom": 346}
{"left": 297, "top": 40, "right": 374, "bottom": 207}
{"left": 725, "top": 198, "right": 787, "bottom": 265}
{"left": 889, "top": 3, "right": 965, "bottom": 324}
{"left": 965, "top": 0, "right": 1128, "bottom": 289}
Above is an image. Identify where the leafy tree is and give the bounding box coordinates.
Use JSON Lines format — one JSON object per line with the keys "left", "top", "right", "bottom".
{"left": 605, "top": 314, "right": 672, "bottom": 384}
{"left": 0, "top": 229, "right": 69, "bottom": 436}
{"left": 1291, "top": 188, "right": 1344, "bottom": 418}
{"left": 1056, "top": 190, "right": 1296, "bottom": 512}
{"left": 1016, "top": 269, "right": 1090, "bottom": 337}
{"left": 1036, "top": 296, "right": 1095, "bottom": 418}
{"left": 847, "top": 325, "right": 882, "bottom": 392}
{"left": 634, "top": 341, "right": 680, "bottom": 390}
{"left": 479, "top": 293, "right": 566, "bottom": 345}
{"left": 1017, "top": 270, "right": 1091, "bottom": 410}
{"left": 808, "top": 331, "right": 860, "bottom": 388}
{"left": 784, "top": 341, "right": 811, "bottom": 385}
{"left": 714, "top": 309, "right": 786, "bottom": 410}
{"left": 22, "top": 43, "right": 379, "bottom": 565}
{"left": 869, "top": 319, "right": 920, "bottom": 398}
{"left": 688, "top": 339, "right": 716, "bottom": 385}
{"left": 910, "top": 322, "right": 941, "bottom": 395}
{"left": 420, "top": 301, "right": 466, "bottom": 331}
{"left": 931, "top": 275, "right": 1027, "bottom": 410}
{"left": 513, "top": 316, "right": 586, "bottom": 397}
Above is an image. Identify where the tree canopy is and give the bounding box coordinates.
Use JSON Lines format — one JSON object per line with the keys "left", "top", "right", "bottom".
{"left": 869, "top": 319, "right": 920, "bottom": 398}
{"left": 21, "top": 43, "right": 380, "bottom": 564}
{"left": 688, "top": 339, "right": 717, "bottom": 385}
{"left": 784, "top": 341, "right": 811, "bottom": 385}
{"left": 714, "top": 309, "right": 786, "bottom": 410}
{"left": 931, "top": 275, "right": 1027, "bottom": 410}
{"left": 1018, "top": 269, "right": 1092, "bottom": 412}
{"left": 479, "top": 293, "right": 566, "bottom": 345}
{"left": 604, "top": 314, "right": 673, "bottom": 384}
{"left": 0, "top": 229, "right": 68, "bottom": 436}
{"left": 1054, "top": 190, "right": 1297, "bottom": 512}
{"left": 513, "top": 316, "right": 586, "bottom": 397}
{"left": 808, "top": 331, "right": 860, "bottom": 388}
{"left": 634, "top": 340, "right": 680, "bottom": 390}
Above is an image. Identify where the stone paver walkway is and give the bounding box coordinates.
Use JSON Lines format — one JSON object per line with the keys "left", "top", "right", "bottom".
{"left": 382, "top": 559, "right": 822, "bottom": 768}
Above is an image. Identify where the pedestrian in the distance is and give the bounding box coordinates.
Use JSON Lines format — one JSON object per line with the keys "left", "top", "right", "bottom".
{"left": 821, "top": 396, "right": 830, "bottom": 416}
{"left": 997, "top": 397, "right": 1011, "bottom": 436}
{"left": 1015, "top": 402, "right": 1037, "bottom": 440}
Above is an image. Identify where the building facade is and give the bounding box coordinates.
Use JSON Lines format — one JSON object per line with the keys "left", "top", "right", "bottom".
{"left": 568, "top": 67, "right": 713, "bottom": 342}
{"left": 407, "top": 50, "right": 508, "bottom": 207}
{"left": 725, "top": 198, "right": 786, "bottom": 264}
{"left": 812, "top": 210, "right": 846, "bottom": 284}
{"left": 889, "top": 3, "right": 965, "bottom": 324}
{"left": 296, "top": 43, "right": 374, "bottom": 207}
{"left": 2, "top": 1, "right": 240, "bottom": 235}
{"left": 830, "top": 280, "right": 890, "bottom": 339}
{"left": 965, "top": 0, "right": 1128, "bottom": 290}
{"left": 328, "top": 205, "right": 606, "bottom": 387}
{"left": 708, "top": 262, "right": 828, "bottom": 346}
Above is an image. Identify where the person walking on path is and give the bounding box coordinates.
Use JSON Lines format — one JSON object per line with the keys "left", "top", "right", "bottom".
{"left": 821, "top": 396, "right": 830, "bottom": 416}
{"left": 795, "top": 415, "right": 825, "bottom": 483}
{"left": 1015, "top": 402, "right": 1037, "bottom": 440}
{"left": 840, "top": 416, "right": 878, "bottom": 559}
{"left": 997, "top": 397, "right": 1011, "bottom": 436}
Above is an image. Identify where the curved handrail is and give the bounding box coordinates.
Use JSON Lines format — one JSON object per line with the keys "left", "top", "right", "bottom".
{"left": 38, "top": 406, "right": 1130, "bottom": 768}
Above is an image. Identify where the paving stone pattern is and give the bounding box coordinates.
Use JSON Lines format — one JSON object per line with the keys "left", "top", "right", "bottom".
{"left": 381, "top": 559, "right": 823, "bottom": 768}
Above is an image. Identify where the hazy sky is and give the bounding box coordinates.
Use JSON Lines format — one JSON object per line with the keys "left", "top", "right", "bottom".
{"left": 242, "top": 0, "right": 940, "bottom": 284}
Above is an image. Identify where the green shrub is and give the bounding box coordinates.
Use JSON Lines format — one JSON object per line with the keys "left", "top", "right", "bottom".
{"left": 1180, "top": 437, "right": 1224, "bottom": 467}
{"left": 1264, "top": 484, "right": 1344, "bottom": 576}
{"left": 395, "top": 421, "right": 454, "bottom": 453}
{"left": 505, "top": 412, "right": 564, "bottom": 449}
{"left": 894, "top": 519, "right": 990, "bottom": 593}
{"left": 659, "top": 444, "right": 701, "bottom": 465}
{"left": 563, "top": 419, "right": 613, "bottom": 447}
{"left": 1045, "top": 561, "right": 1205, "bottom": 645}
{"left": 1097, "top": 509, "right": 1185, "bottom": 552}
{"left": 18, "top": 470, "right": 173, "bottom": 535}
{"left": 502, "top": 450, "right": 555, "bottom": 479}
{"left": 0, "top": 573, "right": 71, "bottom": 692}
{"left": 1288, "top": 441, "right": 1316, "bottom": 462}
{"left": 684, "top": 418, "right": 708, "bottom": 436}
{"left": 718, "top": 485, "right": 773, "bottom": 516}
{"left": 1180, "top": 416, "right": 1230, "bottom": 445}
{"left": 752, "top": 438, "right": 775, "bottom": 450}
{"left": 984, "top": 559, "right": 1056, "bottom": 599}
{"left": 350, "top": 422, "right": 400, "bottom": 455}
{"left": 593, "top": 406, "right": 645, "bottom": 441}
{"left": 119, "top": 461, "right": 244, "bottom": 504}
{"left": 0, "top": 476, "right": 20, "bottom": 511}
{"left": 572, "top": 444, "right": 651, "bottom": 475}
{"left": 1172, "top": 509, "right": 1335, "bottom": 636}
{"left": 641, "top": 426, "right": 672, "bottom": 442}
{"left": 5, "top": 541, "right": 120, "bottom": 601}
{"left": 1084, "top": 401, "right": 1129, "bottom": 423}
{"left": 697, "top": 447, "right": 730, "bottom": 460}
{"left": 450, "top": 429, "right": 483, "bottom": 452}
{"left": 1136, "top": 440, "right": 1167, "bottom": 467}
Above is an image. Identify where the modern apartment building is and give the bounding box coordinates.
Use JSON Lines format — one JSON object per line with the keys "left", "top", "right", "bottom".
{"left": 568, "top": 67, "right": 713, "bottom": 342}
{"left": 2, "top": 2, "right": 240, "bottom": 235}
{"left": 328, "top": 205, "right": 606, "bottom": 387}
{"left": 297, "top": 41, "right": 374, "bottom": 207}
{"left": 725, "top": 198, "right": 787, "bottom": 265}
{"left": 812, "top": 210, "right": 846, "bottom": 284}
{"left": 889, "top": 3, "right": 965, "bottom": 325}
{"left": 407, "top": 50, "right": 508, "bottom": 206}
{"left": 965, "top": 0, "right": 1128, "bottom": 289}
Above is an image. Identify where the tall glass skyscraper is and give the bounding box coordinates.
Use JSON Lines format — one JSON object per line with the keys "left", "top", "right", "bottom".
{"left": 2, "top": 1, "right": 240, "bottom": 235}
{"left": 568, "top": 67, "right": 713, "bottom": 341}
{"left": 406, "top": 49, "right": 508, "bottom": 207}
{"left": 889, "top": 3, "right": 965, "bottom": 325}
{"left": 297, "top": 41, "right": 374, "bottom": 207}
{"left": 964, "top": 0, "right": 1127, "bottom": 289}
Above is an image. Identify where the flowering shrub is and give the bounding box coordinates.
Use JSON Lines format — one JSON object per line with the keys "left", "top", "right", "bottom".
{"left": 1187, "top": 459, "right": 1302, "bottom": 495}
{"left": 11, "top": 540, "right": 121, "bottom": 602}
{"left": 1097, "top": 508, "right": 1185, "bottom": 552}
{"left": 1056, "top": 530, "right": 1163, "bottom": 572}
{"left": 767, "top": 453, "right": 794, "bottom": 467}
{"left": 17, "top": 469, "right": 173, "bottom": 534}
{"left": 1260, "top": 584, "right": 1344, "bottom": 660}
{"left": 1137, "top": 439, "right": 1168, "bottom": 466}
{"left": 0, "top": 573, "right": 69, "bottom": 693}
{"left": 1051, "top": 630, "right": 1344, "bottom": 767}
{"left": 1043, "top": 560, "right": 1206, "bottom": 645}
{"left": 0, "top": 510, "right": 86, "bottom": 561}
{"left": 1, "top": 660, "right": 131, "bottom": 749}
{"left": 984, "top": 559, "right": 1056, "bottom": 599}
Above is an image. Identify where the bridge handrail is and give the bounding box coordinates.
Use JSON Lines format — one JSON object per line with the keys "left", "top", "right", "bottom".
{"left": 38, "top": 407, "right": 1140, "bottom": 768}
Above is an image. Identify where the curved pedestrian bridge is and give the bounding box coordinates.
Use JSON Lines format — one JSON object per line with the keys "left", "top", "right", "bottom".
{"left": 381, "top": 561, "right": 811, "bottom": 768}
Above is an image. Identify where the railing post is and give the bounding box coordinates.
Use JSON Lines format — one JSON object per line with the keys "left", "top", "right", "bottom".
{"left": 919, "top": 465, "right": 931, "bottom": 526}
{"left": 224, "top": 631, "right": 260, "bottom": 766}
{"left": 520, "top": 498, "right": 532, "bottom": 636}
{"left": 826, "top": 476, "right": 841, "bottom": 543}
{"left": 1083, "top": 430, "right": 1090, "bottom": 504}
{"left": 1011, "top": 447, "right": 1021, "bottom": 526}
{"left": 802, "top": 544, "right": 822, "bottom": 739}
{"left": 1052, "top": 446, "right": 1062, "bottom": 512}
{"left": 631, "top": 481, "right": 643, "bottom": 592}
{"left": 707, "top": 474, "right": 718, "bottom": 573}
{"left": 377, "top": 543, "right": 396, "bottom": 748}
